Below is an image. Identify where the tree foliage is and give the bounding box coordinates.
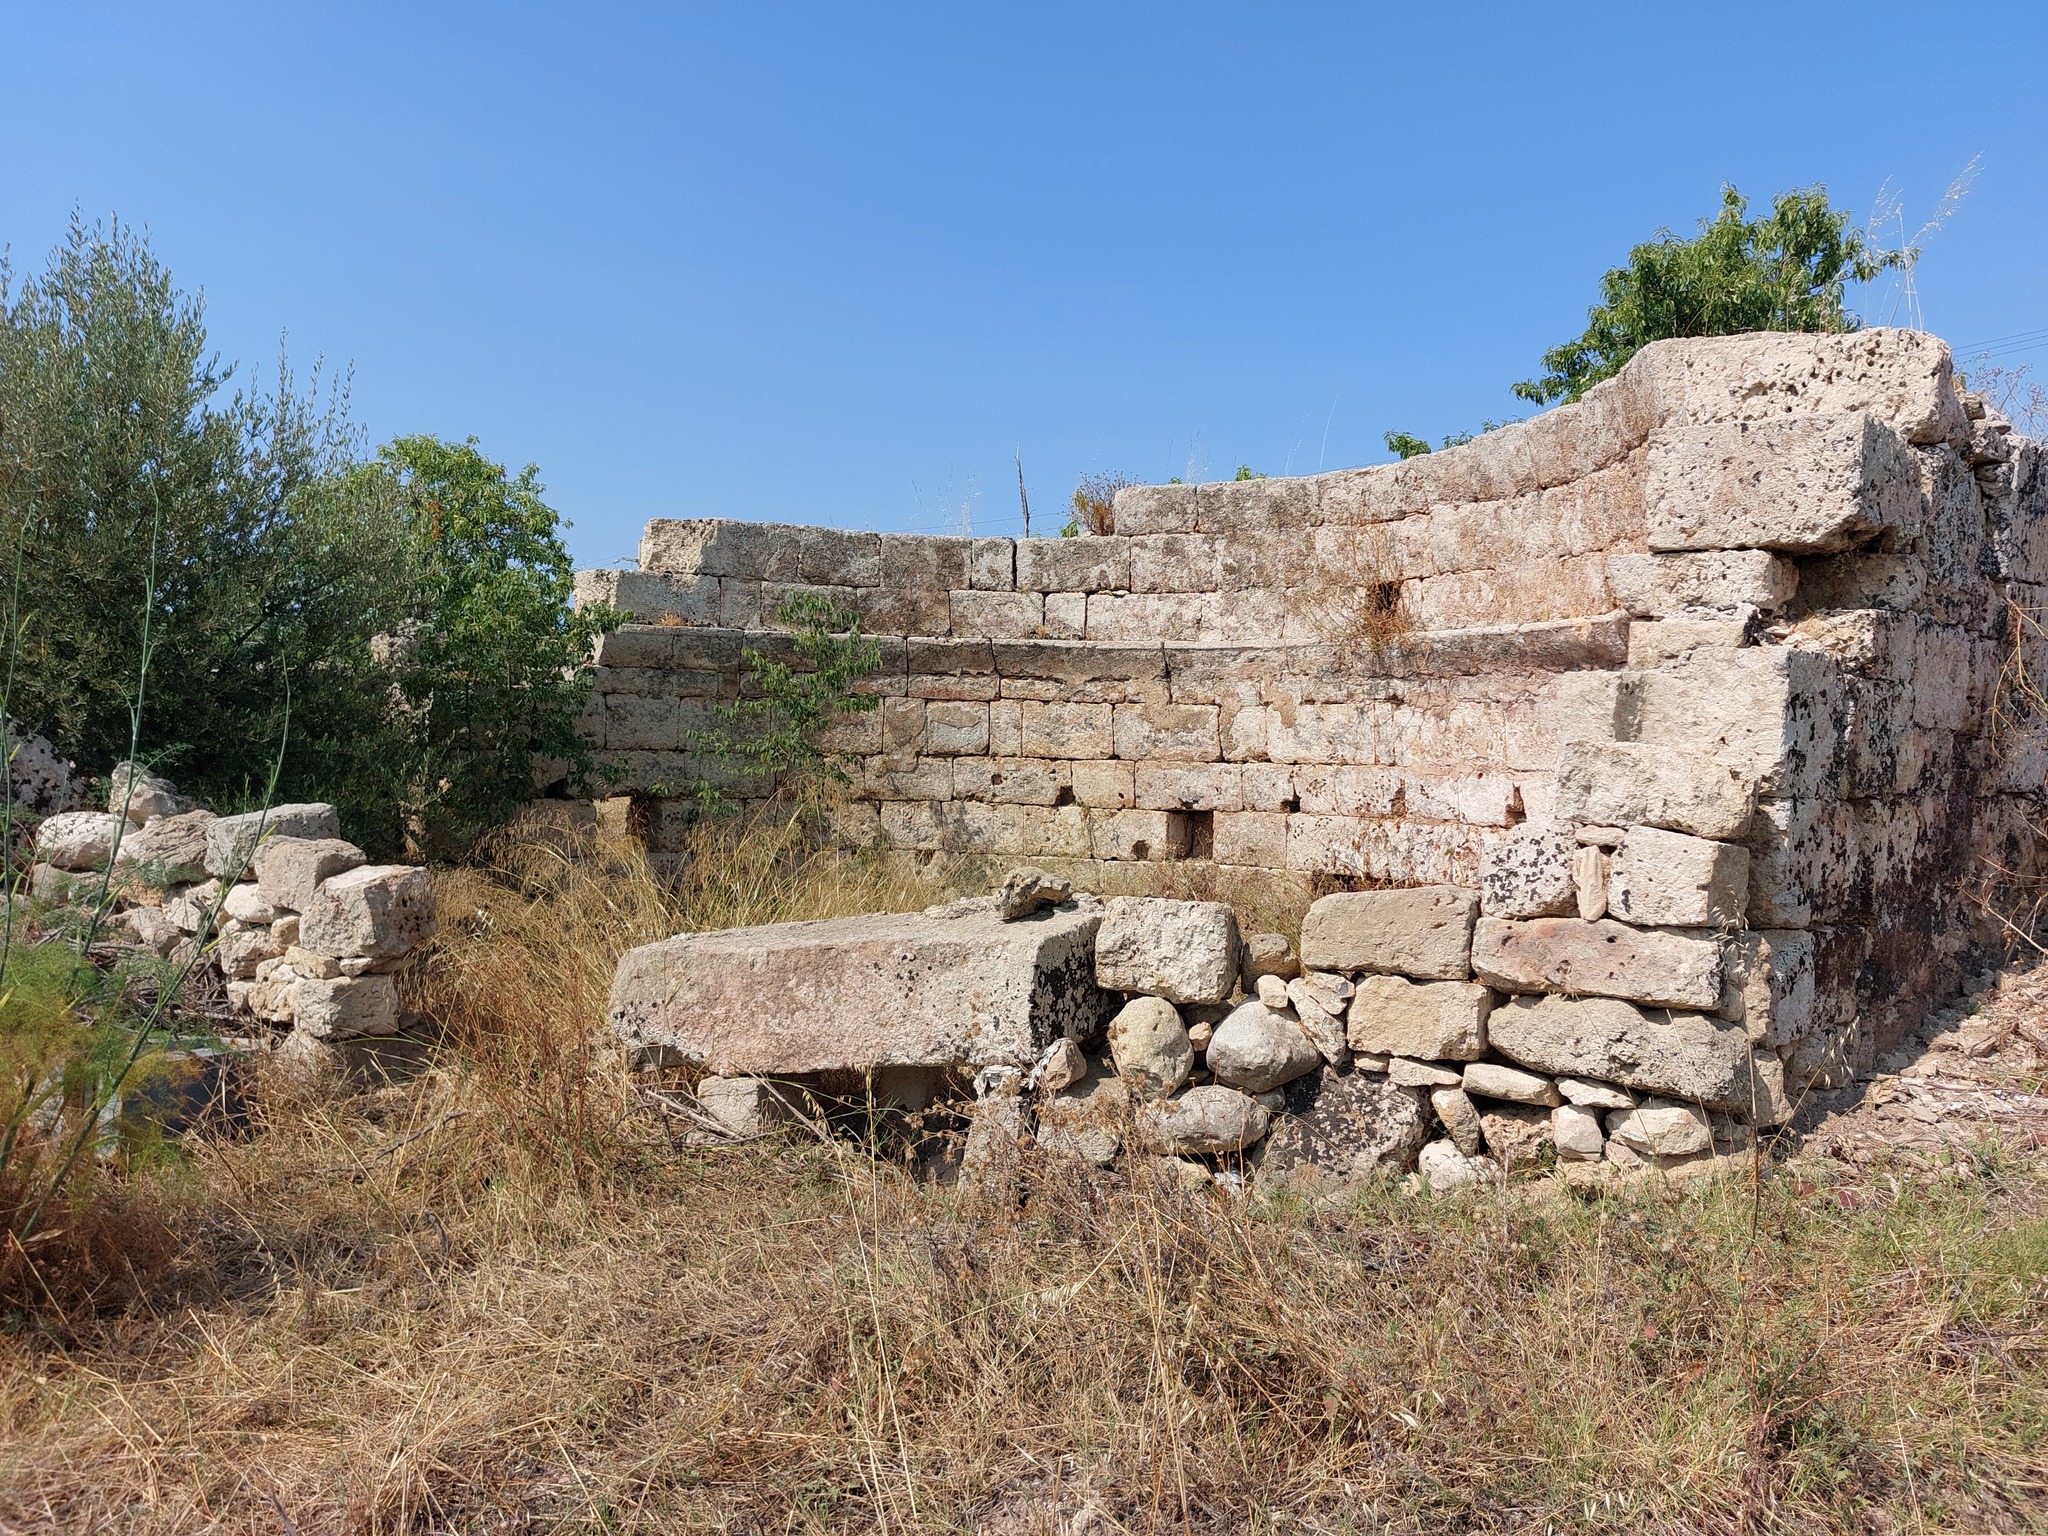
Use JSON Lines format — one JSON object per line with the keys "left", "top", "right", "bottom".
{"left": 1513, "top": 185, "right": 1904, "bottom": 406}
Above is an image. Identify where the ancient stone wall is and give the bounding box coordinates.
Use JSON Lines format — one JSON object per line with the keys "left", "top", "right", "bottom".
{"left": 574, "top": 328, "right": 2048, "bottom": 1087}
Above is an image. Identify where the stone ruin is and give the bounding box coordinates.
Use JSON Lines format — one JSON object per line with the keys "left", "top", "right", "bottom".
{"left": 587, "top": 326, "right": 2045, "bottom": 1186}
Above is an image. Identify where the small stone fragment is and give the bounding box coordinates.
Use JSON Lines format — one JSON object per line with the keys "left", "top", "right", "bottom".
{"left": 1240, "top": 931, "right": 1299, "bottom": 984}
{"left": 1186, "top": 1018, "right": 1216, "bottom": 1053}
{"left": 1388, "top": 1056, "right": 1464, "bottom": 1088}
{"left": 1572, "top": 845, "right": 1610, "bottom": 921}
{"left": 1035, "top": 1064, "right": 1130, "bottom": 1164}
{"left": 1205, "top": 1001, "right": 1322, "bottom": 1093}
{"left": 1418, "top": 1139, "right": 1492, "bottom": 1192}
{"left": 1255, "top": 973, "right": 1291, "bottom": 1009}
{"left": 1138, "top": 1085, "right": 1271, "bottom": 1155}
{"left": 1283, "top": 978, "right": 1352, "bottom": 1066}
{"left": 1556, "top": 1076, "right": 1635, "bottom": 1110}
{"left": 994, "top": 865, "right": 1072, "bottom": 920}
{"left": 1476, "top": 1102, "right": 1554, "bottom": 1170}
{"left": 1294, "top": 970, "right": 1355, "bottom": 1015}
{"left": 697, "top": 1076, "right": 791, "bottom": 1136}
{"left": 107, "top": 762, "right": 188, "bottom": 824}
{"left": 1032, "top": 1036, "right": 1089, "bottom": 1093}
{"left": 1552, "top": 1103, "right": 1605, "bottom": 1160}
{"left": 1462, "top": 1061, "right": 1562, "bottom": 1107}
{"left": 283, "top": 944, "right": 342, "bottom": 980}
{"left": 1430, "top": 1087, "right": 1484, "bottom": 1157}
{"left": 1605, "top": 1099, "right": 1712, "bottom": 1157}
{"left": 1107, "top": 996, "right": 1193, "bottom": 1100}
{"left": 223, "top": 882, "right": 282, "bottom": 925}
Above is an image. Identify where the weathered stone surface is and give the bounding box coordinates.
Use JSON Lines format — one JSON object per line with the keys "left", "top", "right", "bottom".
{"left": 1552, "top": 1103, "right": 1605, "bottom": 1160}
{"left": 1471, "top": 917, "right": 1722, "bottom": 1010}
{"left": 1431, "top": 1086, "right": 1484, "bottom": 1156}
{"left": 960, "top": 1089, "right": 1027, "bottom": 1205}
{"left": 299, "top": 865, "right": 436, "bottom": 959}
{"left": 126, "top": 905, "right": 190, "bottom": 959}
{"left": 113, "top": 808, "right": 215, "bottom": 884}
{"left": 1257, "top": 1068, "right": 1430, "bottom": 1187}
{"left": 203, "top": 803, "right": 343, "bottom": 877}
{"left": 1607, "top": 550, "right": 1799, "bottom": 616}
{"left": 995, "top": 865, "right": 1072, "bottom": 920}
{"left": 1645, "top": 415, "right": 1922, "bottom": 555}
{"left": 284, "top": 945, "right": 341, "bottom": 979}
{"left": 1480, "top": 824, "right": 1578, "bottom": 918}
{"left": 1205, "top": 1001, "right": 1321, "bottom": 1093}
{"left": 1476, "top": 1101, "right": 1554, "bottom": 1168}
{"left": 1553, "top": 742, "right": 1756, "bottom": 840}
{"left": 4, "top": 718, "right": 74, "bottom": 816}
{"left": 1284, "top": 978, "right": 1351, "bottom": 1065}
{"left": 1486, "top": 992, "right": 1754, "bottom": 1110}
{"left": 613, "top": 903, "right": 1112, "bottom": 1076}
{"left": 254, "top": 836, "right": 369, "bottom": 914}
{"left": 1255, "top": 974, "right": 1291, "bottom": 1009}
{"left": 1462, "top": 1061, "right": 1562, "bottom": 1107}
{"left": 107, "top": 762, "right": 188, "bottom": 824}
{"left": 222, "top": 882, "right": 283, "bottom": 925}
{"left": 1107, "top": 995, "right": 1192, "bottom": 1100}
{"left": 1035, "top": 1063, "right": 1129, "bottom": 1163}
{"left": 1573, "top": 845, "right": 1610, "bottom": 920}
{"left": 1629, "top": 648, "right": 1842, "bottom": 800}
{"left": 1299, "top": 887, "right": 1479, "bottom": 980}
{"left": 1605, "top": 1099, "right": 1712, "bottom": 1156}
{"left": 1626, "top": 615, "right": 1753, "bottom": 667}
{"left": 697, "top": 1076, "right": 791, "bottom": 1136}
{"left": 1388, "top": 1057, "right": 1464, "bottom": 1088}
{"left": 1418, "top": 1139, "right": 1492, "bottom": 1191}
{"left": 1240, "top": 931, "right": 1299, "bottom": 983}
{"left": 1717, "top": 929, "right": 1816, "bottom": 1047}
{"left": 1094, "top": 897, "right": 1240, "bottom": 1005}
{"left": 35, "top": 811, "right": 119, "bottom": 872}
{"left": 1557, "top": 1076, "right": 1635, "bottom": 1110}
{"left": 1606, "top": 826, "right": 1749, "bottom": 927}
{"left": 1137, "top": 1085, "right": 1271, "bottom": 1155}
{"left": 1032, "top": 1037, "right": 1089, "bottom": 1093}
{"left": 290, "top": 974, "right": 402, "bottom": 1040}
{"left": 1346, "top": 974, "right": 1491, "bottom": 1061}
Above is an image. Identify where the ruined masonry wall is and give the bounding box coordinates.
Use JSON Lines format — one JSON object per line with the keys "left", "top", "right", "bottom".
{"left": 573, "top": 329, "right": 2048, "bottom": 1083}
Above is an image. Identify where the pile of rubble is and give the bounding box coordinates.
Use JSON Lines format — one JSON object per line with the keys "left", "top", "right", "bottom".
{"left": 611, "top": 863, "right": 1778, "bottom": 1194}
{"left": 27, "top": 765, "right": 436, "bottom": 1069}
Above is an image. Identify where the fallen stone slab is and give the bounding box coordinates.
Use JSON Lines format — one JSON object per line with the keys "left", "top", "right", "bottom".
{"left": 1462, "top": 1061, "right": 1562, "bottom": 1107}
{"left": 1299, "top": 887, "right": 1478, "bottom": 980}
{"left": 1485, "top": 992, "right": 1755, "bottom": 1111}
{"left": 1470, "top": 916, "right": 1722, "bottom": 1010}
{"left": 609, "top": 901, "right": 1113, "bottom": 1076}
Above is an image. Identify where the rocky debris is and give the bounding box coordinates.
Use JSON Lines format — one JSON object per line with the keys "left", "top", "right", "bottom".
{"left": 298, "top": 865, "right": 437, "bottom": 959}
{"left": 1137, "top": 1085, "right": 1271, "bottom": 1156}
{"left": 203, "top": 803, "right": 343, "bottom": 878}
{"left": 1254, "top": 974, "right": 1291, "bottom": 1009}
{"left": 1030, "top": 1037, "right": 1089, "bottom": 1093}
{"left": 1606, "top": 1099, "right": 1713, "bottom": 1157}
{"left": 107, "top": 761, "right": 188, "bottom": 824}
{"left": 1480, "top": 824, "right": 1578, "bottom": 919}
{"left": 223, "top": 882, "right": 283, "bottom": 925}
{"left": 1205, "top": 1001, "right": 1320, "bottom": 1093}
{"left": 1557, "top": 1076, "right": 1635, "bottom": 1110}
{"left": 114, "top": 808, "right": 215, "bottom": 884}
{"left": 1284, "top": 977, "right": 1351, "bottom": 1065}
{"left": 995, "top": 865, "right": 1072, "bottom": 921}
{"left": 290, "top": 974, "right": 402, "bottom": 1040}
{"left": 254, "top": 836, "right": 368, "bottom": 913}
{"left": 1106, "top": 996, "right": 1192, "bottom": 1099}
{"left": 1486, "top": 992, "right": 1755, "bottom": 1111}
{"left": 1257, "top": 1069, "right": 1430, "bottom": 1189}
{"left": 1036, "top": 1064, "right": 1130, "bottom": 1164}
{"left": 1430, "top": 1086, "right": 1484, "bottom": 1156}
{"left": 123, "top": 905, "right": 185, "bottom": 957}
{"left": 1551, "top": 1103, "right": 1606, "bottom": 1160}
{"left": 1240, "top": 931, "right": 1299, "bottom": 984}
{"left": 1417, "top": 1139, "right": 1493, "bottom": 1192}
{"left": 1299, "top": 887, "right": 1478, "bottom": 980}
{"left": 1347, "top": 974, "right": 1490, "bottom": 1061}
{"left": 34, "top": 811, "right": 120, "bottom": 872}
{"left": 696, "top": 1076, "right": 791, "bottom": 1136}
{"left": 1093, "top": 897, "right": 1239, "bottom": 1005}
{"left": 611, "top": 900, "right": 1111, "bottom": 1076}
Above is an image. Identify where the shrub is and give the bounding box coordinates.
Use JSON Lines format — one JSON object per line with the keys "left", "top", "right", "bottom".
{"left": 1063, "top": 473, "right": 1130, "bottom": 537}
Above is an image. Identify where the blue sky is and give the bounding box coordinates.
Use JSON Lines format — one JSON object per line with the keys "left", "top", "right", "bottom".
{"left": 3, "top": 3, "right": 2044, "bottom": 569}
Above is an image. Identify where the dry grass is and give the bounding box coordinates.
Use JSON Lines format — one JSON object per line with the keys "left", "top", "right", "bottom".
{"left": 1, "top": 809, "right": 2045, "bottom": 1533}
{"left": 1296, "top": 526, "right": 1413, "bottom": 654}
{"left": 1069, "top": 475, "right": 1131, "bottom": 538}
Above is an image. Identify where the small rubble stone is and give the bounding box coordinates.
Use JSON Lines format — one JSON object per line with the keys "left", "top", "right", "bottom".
{"left": 1185, "top": 1017, "right": 1216, "bottom": 1053}
{"left": 107, "top": 762, "right": 187, "bottom": 823}
{"left": 29, "top": 864, "right": 99, "bottom": 904}
{"left": 299, "top": 865, "right": 437, "bottom": 959}
{"left": 1572, "top": 845, "right": 1609, "bottom": 921}
{"left": 1606, "top": 826, "right": 1749, "bottom": 927}
{"left": 1284, "top": 978, "right": 1351, "bottom": 1066}
{"left": 114, "top": 809, "right": 215, "bottom": 884}
{"left": 254, "top": 837, "right": 368, "bottom": 913}
{"left": 961, "top": 1090, "right": 1027, "bottom": 1205}
{"left": 696, "top": 1076, "right": 790, "bottom": 1136}
{"left": 1388, "top": 1057, "right": 1463, "bottom": 1088}
{"left": 1462, "top": 1061, "right": 1562, "bottom": 1107}
{"left": 1257, "top": 1069, "right": 1430, "bottom": 1189}
{"left": 203, "top": 803, "right": 344, "bottom": 877}
{"left": 34, "top": 811, "right": 119, "bottom": 872}
{"left": 1032, "top": 1037, "right": 1089, "bottom": 1093}
{"left": 1107, "top": 996, "right": 1193, "bottom": 1100}
{"left": 124, "top": 905, "right": 187, "bottom": 958}
{"left": 1346, "top": 974, "right": 1491, "bottom": 1061}
{"left": 1255, "top": 974, "right": 1291, "bottom": 1009}
{"left": 1717, "top": 929, "right": 1815, "bottom": 1048}
{"left": 1605, "top": 1100, "right": 1712, "bottom": 1157}
{"left": 1430, "top": 1087, "right": 1484, "bottom": 1156}
{"left": 1418, "top": 1139, "right": 1492, "bottom": 1192}
{"left": 1138, "top": 1085, "right": 1271, "bottom": 1155}
{"left": 1557, "top": 1076, "right": 1635, "bottom": 1110}
{"left": 1476, "top": 1102, "right": 1554, "bottom": 1170}
{"left": 290, "top": 974, "right": 402, "bottom": 1040}
{"left": 1552, "top": 1103, "right": 1606, "bottom": 1160}
{"left": 1299, "top": 888, "right": 1478, "bottom": 980}
{"left": 1480, "top": 824, "right": 1578, "bottom": 919}
{"left": 223, "top": 882, "right": 283, "bottom": 925}
{"left": 1294, "top": 970, "right": 1354, "bottom": 1015}
{"left": 1240, "top": 931, "right": 1299, "bottom": 984}
{"left": 284, "top": 945, "right": 342, "bottom": 980}
{"left": 1093, "top": 897, "right": 1240, "bottom": 1005}
{"left": 995, "top": 865, "right": 1072, "bottom": 920}
{"left": 1205, "top": 1001, "right": 1321, "bottom": 1093}
{"left": 272, "top": 913, "right": 301, "bottom": 948}
{"left": 1035, "top": 1064, "right": 1129, "bottom": 1164}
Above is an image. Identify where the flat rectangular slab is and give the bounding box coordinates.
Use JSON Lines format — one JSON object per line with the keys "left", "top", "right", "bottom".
{"left": 608, "top": 900, "right": 1112, "bottom": 1076}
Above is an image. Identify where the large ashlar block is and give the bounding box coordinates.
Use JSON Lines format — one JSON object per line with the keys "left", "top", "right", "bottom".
{"left": 1093, "top": 897, "right": 1240, "bottom": 1005}
{"left": 1487, "top": 993, "right": 1756, "bottom": 1111}
{"left": 204, "top": 803, "right": 344, "bottom": 878}
{"left": 575, "top": 569, "right": 722, "bottom": 625}
{"left": 1346, "top": 974, "right": 1491, "bottom": 1060}
{"left": 1553, "top": 741, "right": 1756, "bottom": 840}
{"left": 609, "top": 902, "right": 1113, "bottom": 1075}
{"left": 253, "top": 836, "right": 367, "bottom": 914}
{"left": 1607, "top": 550, "right": 1798, "bottom": 616}
{"left": 1471, "top": 916, "right": 1722, "bottom": 1010}
{"left": 1630, "top": 647, "right": 1843, "bottom": 799}
{"left": 292, "top": 974, "right": 402, "bottom": 1040}
{"left": 640, "top": 518, "right": 806, "bottom": 580}
{"left": 1606, "top": 826, "right": 1750, "bottom": 927}
{"left": 1717, "top": 928, "right": 1816, "bottom": 1048}
{"left": 298, "top": 865, "right": 437, "bottom": 959}
{"left": 1744, "top": 798, "right": 1857, "bottom": 929}
{"left": 1479, "top": 824, "right": 1578, "bottom": 918}
{"left": 1015, "top": 536, "right": 1130, "bottom": 593}
{"left": 1645, "top": 414, "right": 1923, "bottom": 555}
{"left": 1299, "top": 887, "right": 1478, "bottom": 980}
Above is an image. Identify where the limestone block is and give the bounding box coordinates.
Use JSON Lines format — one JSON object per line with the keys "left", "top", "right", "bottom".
{"left": 1284, "top": 977, "right": 1351, "bottom": 1065}
{"left": 1299, "top": 887, "right": 1479, "bottom": 980}
{"left": 1240, "top": 763, "right": 1297, "bottom": 812}
{"left": 1094, "top": 897, "right": 1240, "bottom": 1004}
{"left": 1083, "top": 592, "right": 1214, "bottom": 642}
{"left": 1744, "top": 798, "right": 1857, "bottom": 928}
{"left": 1462, "top": 1061, "right": 1562, "bottom": 1107}
{"left": 1293, "top": 764, "right": 1404, "bottom": 817}
{"left": 1480, "top": 824, "right": 1577, "bottom": 918}
{"left": 1486, "top": 992, "right": 1754, "bottom": 1109}
{"left": 923, "top": 701, "right": 991, "bottom": 756}
{"left": 107, "top": 762, "right": 188, "bottom": 824}
{"left": 1285, "top": 817, "right": 1488, "bottom": 890}
{"left": 1106, "top": 996, "right": 1192, "bottom": 1099}
{"left": 856, "top": 585, "right": 951, "bottom": 637}
{"left": 694, "top": 1077, "right": 792, "bottom": 1137}
{"left": 1470, "top": 917, "right": 1722, "bottom": 1010}
{"left": 1260, "top": 701, "right": 1387, "bottom": 765}
{"left": 1630, "top": 647, "right": 1843, "bottom": 799}
{"left": 1605, "top": 1100, "right": 1711, "bottom": 1157}
{"left": 1606, "top": 550, "right": 1798, "bottom": 616}
{"left": 1557, "top": 1077, "right": 1634, "bottom": 1109}
{"left": 1388, "top": 1057, "right": 1463, "bottom": 1088}
{"left": 298, "top": 865, "right": 437, "bottom": 959}
{"left": 113, "top": 809, "right": 215, "bottom": 884}
{"left": 950, "top": 590, "right": 1042, "bottom": 639}
{"left": 1214, "top": 811, "right": 1288, "bottom": 868}
{"left": 1552, "top": 1103, "right": 1605, "bottom": 1160}
{"left": 1112, "top": 483, "right": 1198, "bottom": 536}
{"left": 1717, "top": 929, "right": 1815, "bottom": 1048}
{"left": 1135, "top": 763, "right": 1243, "bottom": 812}
{"left": 1088, "top": 808, "right": 1190, "bottom": 862}
{"left": 1546, "top": 671, "right": 1643, "bottom": 746}
{"left": 1043, "top": 592, "right": 1087, "bottom": 638}
{"left": 222, "top": 882, "right": 282, "bottom": 925}
{"left": 1257, "top": 1070, "right": 1431, "bottom": 1188}
{"left": 1626, "top": 615, "right": 1753, "bottom": 668}
{"left": 1020, "top": 701, "right": 1113, "bottom": 759}
{"left": 610, "top": 901, "right": 1112, "bottom": 1075}
{"left": 577, "top": 569, "right": 722, "bottom": 625}
{"left": 879, "top": 533, "right": 974, "bottom": 593}
{"left": 1016, "top": 536, "right": 1130, "bottom": 593}
{"left": 950, "top": 757, "right": 1068, "bottom": 806}
{"left": 1553, "top": 741, "right": 1756, "bottom": 840}
{"left": 967, "top": 538, "right": 1015, "bottom": 591}
{"left": 1750, "top": 1056, "right": 1794, "bottom": 1128}
{"left": 290, "top": 974, "right": 402, "bottom": 1040}
{"left": 1205, "top": 1001, "right": 1321, "bottom": 1093}
{"left": 34, "top": 811, "right": 120, "bottom": 872}
{"left": 203, "top": 803, "right": 343, "bottom": 878}
{"left": 1195, "top": 474, "right": 1315, "bottom": 535}
{"left": 1606, "top": 826, "right": 1749, "bottom": 927}
{"left": 1645, "top": 415, "right": 1923, "bottom": 554}
{"left": 1070, "top": 760, "right": 1135, "bottom": 808}
{"left": 1113, "top": 702, "right": 1220, "bottom": 761}
{"left": 1345, "top": 974, "right": 1491, "bottom": 1061}
{"left": 1128, "top": 533, "right": 1222, "bottom": 593}
{"left": 798, "top": 527, "right": 884, "bottom": 586}
{"left": 638, "top": 519, "right": 804, "bottom": 580}
{"left": 1136, "top": 1085, "right": 1270, "bottom": 1155}
{"left": 215, "top": 925, "right": 281, "bottom": 979}
{"left": 1241, "top": 932, "right": 1299, "bottom": 983}
{"left": 1255, "top": 974, "right": 1291, "bottom": 1009}
{"left": 1430, "top": 1087, "right": 1484, "bottom": 1157}
{"left": 1402, "top": 772, "right": 1520, "bottom": 827}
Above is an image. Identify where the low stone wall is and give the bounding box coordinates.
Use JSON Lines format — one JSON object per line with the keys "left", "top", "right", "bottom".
{"left": 575, "top": 327, "right": 2048, "bottom": 1088}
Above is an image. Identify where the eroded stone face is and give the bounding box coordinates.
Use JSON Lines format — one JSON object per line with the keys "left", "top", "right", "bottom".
{"left": 1093, "top": 897, "right": 1240, "bottom": 1005}
{"left": 1299, "top": 888, "right": 1479, "bottom": 980}
{"left": 1485, "top": 992, "right": 1755, "bottom": 1111}
{"left": 1257, "top": 1068, "right": 1430, "bottom": 1188}
{"left": 1471, "top": 917, "right": 1722, "bottom": 1010}
{"left": 609, "top": 902, "right": 1114, "bottom": 1076}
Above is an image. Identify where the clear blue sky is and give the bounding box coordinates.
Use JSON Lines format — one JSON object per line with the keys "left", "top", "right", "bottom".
{"left": 4, "top": 3, "right": 2044, "bottom": 570}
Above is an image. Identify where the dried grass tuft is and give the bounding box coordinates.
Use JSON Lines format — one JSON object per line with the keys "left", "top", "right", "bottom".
{"left": 1296, "top": 524, "right": 1413, "bottom": 653}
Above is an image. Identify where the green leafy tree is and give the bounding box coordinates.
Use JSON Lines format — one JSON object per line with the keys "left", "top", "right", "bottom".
{"left": 1383, "top": 431, "right": 1432, "bottom": 461}
{"left": 1514, "top": 185, "right": 1905, "bottom": 406}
